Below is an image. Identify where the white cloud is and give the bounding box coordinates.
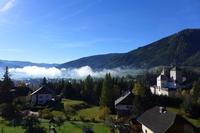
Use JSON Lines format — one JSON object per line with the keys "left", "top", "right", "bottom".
{"left": 8, "top": 66, "right": 143, "bottom": 79}
{"left": 0, "top": 0, "right": 16, "bottom": 13}
{"left": 9, "top": 66, "right": 62, "bottom": 79}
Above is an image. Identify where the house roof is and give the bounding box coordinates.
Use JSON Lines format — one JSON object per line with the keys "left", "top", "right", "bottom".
{"left": 30, "top": 86, "right": 54, "bottom": 96}
{"left": 137, "top": 106, "right": 176, "bottom": 133}
{"left": 115, "top": 91, "right": 132, "bottom": 106}
{"left": 170, "top": 66, "right": 181, "bottom": 71}
{"left": 157, "top": 75, "right": 168, "bottom": 80}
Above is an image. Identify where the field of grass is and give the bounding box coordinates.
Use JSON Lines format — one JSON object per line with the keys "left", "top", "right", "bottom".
{"left": 0, "top": 99, "right": 111, "bottom": 133}
{"left": 39, "top": 119, "right": 110, "bottom": 133}
{"left": 55, "top": 122, "right": 111, "bottom": 133}
{"left": 0, "top": 120, "right": 111, "bottom": 133}
{"left": 168, "top": 107, "right": 200, "bottom": 128}
{"left": 0, "top": 125, "right": 24, "bottom": 133}
{"left": 62, "top": 99, "right": 87, "bottom": 108}
{"left": 50, "top": 99, "right": 111, "bottom": 132}
{"left": 0, "top": 119, "right": 24, "bottom": 133}
{"left": 61, "top": 99, "right": 104, "bottom": 121}
{"left": 73, "top": 106, "right": 101, "bottom": 121}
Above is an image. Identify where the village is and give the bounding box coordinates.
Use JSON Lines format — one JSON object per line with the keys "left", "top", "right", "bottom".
{"left": 1, "top": 0, "right": 200, "bottom": 132}
{"left": 115, "top": 66, "right": 198, "bottom": 133}
{"left": 0, "top": 66, "right": 199, "bottom": 133}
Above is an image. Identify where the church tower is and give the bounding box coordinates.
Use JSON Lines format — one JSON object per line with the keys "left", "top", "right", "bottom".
{"left": 170, "top": 66, "right": 182, "bottom": 83}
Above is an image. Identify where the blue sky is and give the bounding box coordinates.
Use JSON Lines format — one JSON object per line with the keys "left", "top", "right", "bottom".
{"left": 0, "top": 0, "right": 200, "bottom": 63}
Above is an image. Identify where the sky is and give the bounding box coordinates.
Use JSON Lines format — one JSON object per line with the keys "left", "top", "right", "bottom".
{"left": 0, "top": 0, "right": 200, "bottom": 64}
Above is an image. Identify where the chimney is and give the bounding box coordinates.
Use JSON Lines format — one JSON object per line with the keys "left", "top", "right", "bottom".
{"left": 159, "top": 106, "right": 167, "bottom": 114}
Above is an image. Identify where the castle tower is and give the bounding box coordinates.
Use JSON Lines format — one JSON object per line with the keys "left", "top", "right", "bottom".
{"left": 170, "top": 66, "right": 182, "bottom": 83}
{"left": 161, "top": 68, "right": 165, "bottom": 75}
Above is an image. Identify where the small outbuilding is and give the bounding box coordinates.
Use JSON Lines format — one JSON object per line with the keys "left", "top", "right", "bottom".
{"left": 30, "top": 85, "right": 55, "bottom": 105}
{"left": 115, "top": 91, "right": 134, "bottom": 117}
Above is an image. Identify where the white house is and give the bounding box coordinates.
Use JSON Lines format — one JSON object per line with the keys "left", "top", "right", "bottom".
{"left": 150, "top": 66, "right": 185, "bottom": 96}
{"left": 30, "top": 86, "right": 55, "bottom": 105}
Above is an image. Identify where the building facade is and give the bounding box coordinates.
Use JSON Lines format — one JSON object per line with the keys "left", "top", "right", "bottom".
{"left": 115, "top": 91, "right": 134, "bottom": 117}
{"left": 30, "top": 86, "right": 55, "bottom": 105}
{"left": 150, "top": 67, "right": 185, "bottom": 96}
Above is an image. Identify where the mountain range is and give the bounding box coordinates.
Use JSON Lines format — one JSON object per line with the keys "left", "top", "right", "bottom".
{"left": 0, "top": 28, "right": 200, "bottom": 69}
{"left": 0, "top": 60, "right": 58, "bottom": 68}
{"left": 58, "top": 29, "right": 200, "bottom": 69}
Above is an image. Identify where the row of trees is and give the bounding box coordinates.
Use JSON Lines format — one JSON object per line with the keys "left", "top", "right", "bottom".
{"left": 46, "top": 74, "right": 133, "bottom": 111}
{"left": 180, "top": 79, "right": 200, "bottom": 118}
{"left": 46, "top": 69, "right": 198, "bottom": 116}
{"left": 0, "top": 66, "right": 135, "bottom": 122}
{"left": 1, "top": 66, "right": 199, "bottom": 121}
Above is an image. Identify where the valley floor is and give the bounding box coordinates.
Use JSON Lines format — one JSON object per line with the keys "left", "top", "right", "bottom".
{"left": 0, "top": 99, "right": 112, "bottom": 133}
{"left": 0, "top": 121, "right": 110, "bottom": 133}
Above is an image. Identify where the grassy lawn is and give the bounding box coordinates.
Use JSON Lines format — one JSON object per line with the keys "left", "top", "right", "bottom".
{"left": 0, "top": 99, "right": 111, "bottom": 133}
{"left": 93, "top": 124, "right": 111, "bottom": 133}
{"left": 168, "top": 107, "right": 200, "bottom": 128}
{"left": 73, "top": 106, "right": 101, "bottom": 121}
{"left": 54, "top": 122, "right": 111, "bottom": 133}
{"left": 40, "top": 119, "right": 111, "bottom": 133}
{"left": 0, "top": 120, "right": 24, "bottom": 133}
{"left": 62, "top": 99, "right": 103, "bottom": 121}
{"left": 43, "top": 99, "right": 111, "bottom": 132}
{"left": 0, "top": 120, "right": 110, "bottom": 133}
{"left": 0, "top": 125, "right": 24, "bottom": 133}
{"left": 62, "top": 99, "right": 87, "bottom": 108}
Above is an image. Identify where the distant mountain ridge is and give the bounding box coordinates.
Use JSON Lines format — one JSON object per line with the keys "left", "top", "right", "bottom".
{"left": 0, "top": 60, "right": 58, "bottom": 68}
{"left": 58, "top": 29, "right": 200, "bottom": 69}
{"left": 1, "top": 29, "right": 200, "bottom": 69}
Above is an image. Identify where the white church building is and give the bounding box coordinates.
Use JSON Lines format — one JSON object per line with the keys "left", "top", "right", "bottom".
{"left": 150, "top": 67, "right": 186, "bottom": 96}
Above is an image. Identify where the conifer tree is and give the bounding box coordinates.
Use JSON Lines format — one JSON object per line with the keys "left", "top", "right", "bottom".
{"left": 82, "top": 75, "right": 94, "bottom": 103}
{"left": 100, "top": 73, "right": 113, "bottom": 109}
{"left": 191, "top": 80, "right": 200, "bottom": 102}
{"left": 42, "top": 77, "right": 47, "bottom": 86}
{"left": 0, "top": 67, "right": 14, "bottom": 102}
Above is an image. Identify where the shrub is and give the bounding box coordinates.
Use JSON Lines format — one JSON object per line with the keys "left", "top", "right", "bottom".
{"left": 54, "top": 115, "right": 65, "bottom": 128}
{"left": 22, "top": 115, "right": 46, "bottom": 133}
{"left": 98, "top": 106, "right": 111, "bottom": 120}
{"left": 25, "top": 126, "right": 46, "bottom": 133}
{"left": 79, "top": 116, "right": 85, "bottom": 121}
{"left": 39, "top": 108, "right": 53, "bottom": 119}
{"left": 64, "top": 106, "right": 76, "bottom": 115}
{"left": 0, "top": 103, "right": 19, "bottom": 120}
{"left": 51, "top": 111, "right": 66, "bottom": 119}
{"left": 90, "top": 118, "right": 96, "bottom": 123}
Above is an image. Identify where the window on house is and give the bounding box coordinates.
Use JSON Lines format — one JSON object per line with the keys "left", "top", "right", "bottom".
{"left": 145, "top": 129, "right": 147, "bottom": 133}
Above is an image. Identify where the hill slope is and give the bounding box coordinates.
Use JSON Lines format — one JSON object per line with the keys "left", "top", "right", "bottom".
{"left": 0, "top": 60, "right": 58, "bottom": 68}
{"left": 59, "top": 29, "right": 200, "bottom": 69}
